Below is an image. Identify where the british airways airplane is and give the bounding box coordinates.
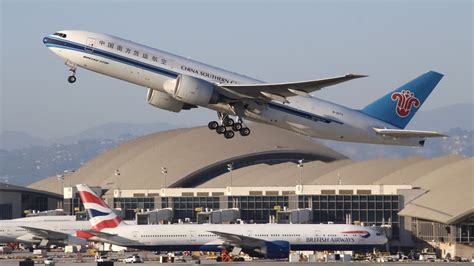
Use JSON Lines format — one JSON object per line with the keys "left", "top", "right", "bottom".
{"left": 43, "top": 30, "right": 445, "bottom": 145}
{"left": 76, "top": 184, "right": 387, "bottom": 259}
{"left": 0, "top": 216, "right": 89, "bottom": 246}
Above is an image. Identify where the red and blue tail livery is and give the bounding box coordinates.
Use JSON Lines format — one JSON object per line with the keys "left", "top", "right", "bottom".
{"left": 76, "top": 184, "right": 122, "bottom": 231}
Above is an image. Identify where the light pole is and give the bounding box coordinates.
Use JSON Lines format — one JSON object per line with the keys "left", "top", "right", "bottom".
{"left": 161, "top": 167, "right": 168, "bottom": 188}
{"left": 56, "top": 174, "right": 64, "bottom": 195}
{"left": 297, "top": 159, "right": 304, "bottom": 186}
{"left": 63, "top": 169, "right": 75, "bottom": 187}
{"left": 114, "top": 169, "right": 121, "bottom": 197}
{"left": 227, "top": 163, "right": 234, "bottom": 187}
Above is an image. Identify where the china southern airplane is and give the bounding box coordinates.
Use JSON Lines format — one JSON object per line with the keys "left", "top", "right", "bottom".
{"left": 44, "top": 30, "right": 445, "bottom": 145}
{"left": 0, "top": 216, "right": 89, "bottom": 246}
{"left": 76, "top": 184, "right": 387, "bottom": 259}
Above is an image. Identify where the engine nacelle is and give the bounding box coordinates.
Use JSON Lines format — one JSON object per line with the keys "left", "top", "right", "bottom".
{"left": 168, "top": 74, "right": 219, "bottom": 107}
{"left": 147, "top": 88, "right": 184, "bottom": 112}
{"left": 247, "top": 240, "right": 290, "bottom": 259}
{"left": 65, "top": 235, "right": 87, "bottom": 245}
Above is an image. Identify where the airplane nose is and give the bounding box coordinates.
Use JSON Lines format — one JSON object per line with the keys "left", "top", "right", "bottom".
{"left": 43, "top": 36, "right": 50, "bottom": 45}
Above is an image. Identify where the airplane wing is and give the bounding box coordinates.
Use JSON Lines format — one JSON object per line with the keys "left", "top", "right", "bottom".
{"left": 20, "top": 226, "right": 70, "bottom": 240}
{"left": 372, "top": 128, "right": 447, "bottom": 138}
{"left": 208, "top": 230, "right": 265, "bottom": 249}
{"left": 219, "top": 74, "right": 367, "bottom": 102}
{"left": 79, "top": 229, "right": 117, "bottom": 238}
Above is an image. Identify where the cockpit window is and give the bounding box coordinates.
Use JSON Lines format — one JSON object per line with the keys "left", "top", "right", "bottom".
{"left": 53, "top": 32, "right": 67, "bottom": 38}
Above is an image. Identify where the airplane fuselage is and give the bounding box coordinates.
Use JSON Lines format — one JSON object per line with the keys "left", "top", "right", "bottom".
{"left": 0, "top": 216, "right": 89, "bottom": 245}
{"left": 95, "top": 223, "right": 386, "bottom": 253}
{"left": 43, "top": 31, "right": 425, "bottom": 146}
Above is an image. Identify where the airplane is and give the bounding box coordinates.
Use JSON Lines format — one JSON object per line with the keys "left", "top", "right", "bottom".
{"left": 0, "top": 215, "right": 90, "bottom": 246}
{"left": 76, "top": 184, "right": 387, "bottom": 259}
{"left": 43, "top": 30, "right": 446, "bottom": 146}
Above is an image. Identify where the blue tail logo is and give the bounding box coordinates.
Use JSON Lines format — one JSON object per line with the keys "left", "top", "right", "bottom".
{"left": 391, "top": 90, "right": 420, "bottom": 117}
{"left": 361, "top": 71, "right": 443, "bottom": 129}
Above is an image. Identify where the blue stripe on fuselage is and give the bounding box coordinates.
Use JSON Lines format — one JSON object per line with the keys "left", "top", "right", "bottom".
{"left": 130, "top": 243, "right": 378, "bottom": 252}
{"left": 268, "top": 102, "right": 343, "bottom": 125}
{"left": 44, "top": 36, "right": 178, "bottom": 78}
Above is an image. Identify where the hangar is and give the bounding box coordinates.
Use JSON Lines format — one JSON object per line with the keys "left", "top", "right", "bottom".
{"left": 28, "top": 124, "right": 473, "bottom": 257}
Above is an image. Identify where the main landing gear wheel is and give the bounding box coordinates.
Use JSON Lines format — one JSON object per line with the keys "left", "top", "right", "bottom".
{"left": 224, "top": 130, "right": 234, "bottom": 139}
{"left": 231, "top": 123, "right": 242, "bottom": 131}
{"left": 216, "top": 125, "right": 226, "bottom": 134}
{"left": 223, "top": 117, "right": 234, "bottom": 127}
{"left": 239, "top": 127, "right": 250, "bottom": 136}
{"left": 67, "top": 76, "right": 76, "bottom": 83}
{"left": 208, "top": 121, "right": 219, "bottom": 130}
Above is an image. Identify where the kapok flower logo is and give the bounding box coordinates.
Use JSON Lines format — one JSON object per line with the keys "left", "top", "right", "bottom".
{"left": 391, "top": 89, "right": 420, "bottom": 117}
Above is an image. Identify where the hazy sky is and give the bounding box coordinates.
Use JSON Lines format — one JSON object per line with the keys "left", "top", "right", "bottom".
{"left": 1, "top": 0, "right": 472, "bottom": 139}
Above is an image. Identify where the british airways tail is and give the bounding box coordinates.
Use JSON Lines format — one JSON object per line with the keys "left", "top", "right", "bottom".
{"left": 76, "top": 184, "right": 123, "bottom": 231}
{"left": 361, "top": 71, "right": 443, "bottom": 129}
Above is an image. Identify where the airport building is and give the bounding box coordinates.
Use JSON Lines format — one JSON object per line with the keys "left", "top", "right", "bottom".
{"left": 27, "top": 125, "right": 473, "bottom": 258}
{"left": 0, "top": 183, "right": 62, "bottom": 219}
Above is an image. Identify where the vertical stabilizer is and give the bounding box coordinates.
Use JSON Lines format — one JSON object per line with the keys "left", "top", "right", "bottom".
{"left": 361, "top": 71, "right": 443, "bottom": 128}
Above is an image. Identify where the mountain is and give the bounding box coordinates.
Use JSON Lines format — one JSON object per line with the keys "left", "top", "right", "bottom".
{"left": 0, "top": 131, "right": 49, "bottom": 150}
{"left": 408, "top": 103, "right": 473, "bottom": 131}
{"left": 321, "top": 127, "right": 473, "bottom": 160}
{"left": 55, "top": 122, "right": 180, "bottom": 144}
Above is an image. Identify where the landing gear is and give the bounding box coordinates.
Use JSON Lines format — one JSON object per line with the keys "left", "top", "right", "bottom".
{"left": 216, "top": 125, "right": 226, "bottom": 134}
{"left": 67, "top": 65, "right": 77, "bottom": 83}
{"left": 224, "top": 130, "right": 234, "bottom": 139}
{"left": 67, "top": 75, "right": 76, "bottom": 83}
{"left": 239, "top": 127, "right": 251, "bottom": 136}
{"left": 207, "top": 113, "right": 251, "bottom": 139}
{"left": 208, "top": 121, "right": 219, "bottom": 130}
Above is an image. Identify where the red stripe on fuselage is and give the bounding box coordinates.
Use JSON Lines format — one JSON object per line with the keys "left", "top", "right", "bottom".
{"left": 341, "top": 230, "right": 369, "bottom": 234}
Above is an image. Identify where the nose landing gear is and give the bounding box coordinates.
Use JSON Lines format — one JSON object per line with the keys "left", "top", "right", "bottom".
{"left": 208, "top": 113, "right": 251, "bottom": 139}
{"left": 65, "top": 61, "right": 77, "bottom": 83}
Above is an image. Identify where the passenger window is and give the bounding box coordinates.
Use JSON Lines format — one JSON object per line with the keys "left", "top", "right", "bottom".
{"left": 133, "top": 50, "right": 139, "bottom": 57}
{"left": 108, "top": 42, "right": 114, "bottom": 48}
{"left": 142, "top": 53, "right": 148, "bottom": 59}
{"left": 125, "top": 47, "right": 131, "bottom": 54}
{"left": 99, "top": 40, "right": 105, "bottom": 46}
{"left": 152, "top": 56, "right": 158, "bottom": 62}
{"left": 117, "top": 45, "right": 122, "bottom": 51}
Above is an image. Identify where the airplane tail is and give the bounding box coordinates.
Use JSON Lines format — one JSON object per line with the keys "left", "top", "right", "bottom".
{"left": 76, "top": 184, "right": 123, "bottom": 231}
{"left": 361, "top": 71, "right": 443, "bottom": 129}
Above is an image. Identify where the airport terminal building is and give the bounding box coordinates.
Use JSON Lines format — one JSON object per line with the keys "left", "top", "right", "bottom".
{"left": 27, "top": 125, "right": 473, "bottom": 258}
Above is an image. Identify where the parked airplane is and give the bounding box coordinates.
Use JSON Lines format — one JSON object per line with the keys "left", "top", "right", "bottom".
{"left": 44, "top": 30, "right": 445, "bottom": 145}
{"left": 0, "top": 216, "right": 89, "bottom": 246}
{"left": 76, "top": 184, "right": 387, "bottom": 258}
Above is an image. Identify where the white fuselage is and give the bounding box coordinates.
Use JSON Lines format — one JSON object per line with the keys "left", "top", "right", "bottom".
{"left": 43, "top": 30, "right": 423, "bottom": 146}
{"left": 0, "top": 216, "right": 89, "bottom": 245}
{"left": 96, "top": 223, "right": 386, "bottom": 252}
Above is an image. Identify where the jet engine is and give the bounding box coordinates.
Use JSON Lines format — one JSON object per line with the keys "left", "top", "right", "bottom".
{"left": 246, "top": 240, "right": 290, "bottom": 259}
{"left": 165, "top": 74, "right": 220, "bottom": 107}
{"left": 147, "top": 88, "right": 184, "bottom": 112}
{"left": 65, "top": 235, "right": 87, "bottom": 245}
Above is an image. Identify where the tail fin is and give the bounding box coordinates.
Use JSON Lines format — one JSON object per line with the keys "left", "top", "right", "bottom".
{"left": 361, "top": 71, "right": 443, "bottom": 129}
{"left": 76, "top": 184, "right": 123, "bottom": 231}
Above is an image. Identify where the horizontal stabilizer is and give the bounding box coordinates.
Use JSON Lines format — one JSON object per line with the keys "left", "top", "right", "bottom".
{"left": 372, "top": 128, "right": 447, "bottom": 138}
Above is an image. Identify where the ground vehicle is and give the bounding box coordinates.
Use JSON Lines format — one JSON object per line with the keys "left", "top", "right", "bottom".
{"left": 95, "top": 255, "right": 110, "bottom": 262}
{"left": 44, "top": 257, "right": 55, "bottom": 265}
{"left": 123, "top": 254, "right": 143, "bottom": 263}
